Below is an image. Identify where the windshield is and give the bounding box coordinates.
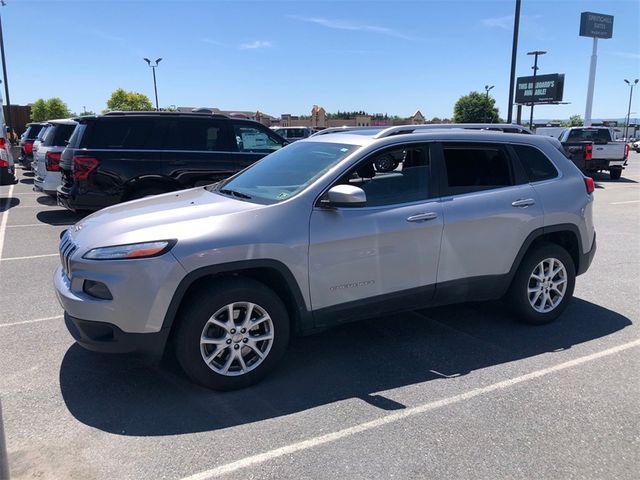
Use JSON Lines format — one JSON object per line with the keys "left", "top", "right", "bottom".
{"left": 211, "top": 141, "right": 360, "bottom": 204}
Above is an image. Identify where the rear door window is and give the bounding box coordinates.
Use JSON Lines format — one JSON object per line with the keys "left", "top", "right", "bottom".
{"left": 165, "top": 119, "right": 232, "bottom": 151}
{"left": 442, "top": 143, "right": 516, "bottom": 194}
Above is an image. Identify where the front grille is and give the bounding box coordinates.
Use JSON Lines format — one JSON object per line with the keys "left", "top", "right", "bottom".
{"left": 59, "top": 230, "right": 78, "bottom": 278}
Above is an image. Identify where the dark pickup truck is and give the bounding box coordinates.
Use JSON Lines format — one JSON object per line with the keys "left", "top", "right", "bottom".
{"left": 559, "top": 127, "right": 629, "bottom": 180}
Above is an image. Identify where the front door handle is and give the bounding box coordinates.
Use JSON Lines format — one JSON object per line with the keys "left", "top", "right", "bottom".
{"left": 407, "top": 212, "right": 438, "bottom": 222}
{"left": 511, "top": 198, "right": 536, "bottom": 208}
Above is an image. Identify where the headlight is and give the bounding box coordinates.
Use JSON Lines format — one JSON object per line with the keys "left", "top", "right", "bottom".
{"left": 83, "top": 240, "right": 176, "bottom": 260}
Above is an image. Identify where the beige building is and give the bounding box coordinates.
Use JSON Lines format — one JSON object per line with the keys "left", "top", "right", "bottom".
{"left": 178, "top": 105, "right": 427, "bottom": 129}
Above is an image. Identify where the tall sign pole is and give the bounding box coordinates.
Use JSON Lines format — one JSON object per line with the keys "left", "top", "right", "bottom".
{"left": 584, "top": 37, "right": 598, "bottom": 126}
{"left": 580, "top": 12, "right": 614, "bottom": 127}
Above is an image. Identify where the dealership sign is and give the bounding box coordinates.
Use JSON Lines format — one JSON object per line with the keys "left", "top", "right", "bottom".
{"left": 515, "top": 74, "right": 565, "bottom": 104}
{"left": 579, "top": 12, "right": 614, "bottom": 39}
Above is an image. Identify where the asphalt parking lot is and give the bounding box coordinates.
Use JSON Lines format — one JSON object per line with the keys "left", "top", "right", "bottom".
{"left": 1, "top": 156, "right": 639, "bottom": 480}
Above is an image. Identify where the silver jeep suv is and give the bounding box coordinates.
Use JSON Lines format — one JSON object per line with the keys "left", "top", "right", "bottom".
{"left": 54, "top": 126, "right": 596, "bottom": 390}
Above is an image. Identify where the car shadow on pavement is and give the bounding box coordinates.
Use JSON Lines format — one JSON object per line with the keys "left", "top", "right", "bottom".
{"left": 36, "top": 209, "right": 86, "bottom": 226}
{"left": 19, "top": 178, "right": 34, "bottom": 185}
{"left": 59, "top": 298, "right": 631, "bottom": 436}
{"left": 591, "top": 172, "right": 638, "bottom": 185}
{"left": 36, "top": 195, "right": 58, "bottom": 206}
{"left": 0, "top": 197, "right": 20, "bottom": 212}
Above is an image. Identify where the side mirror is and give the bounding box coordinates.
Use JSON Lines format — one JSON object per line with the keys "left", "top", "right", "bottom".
{"left": 321, "top": 184, "right": 366, "bottom": 208}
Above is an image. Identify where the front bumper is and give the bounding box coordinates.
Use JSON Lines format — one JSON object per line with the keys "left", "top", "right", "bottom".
{"left": 64, "top": 313, "right": 168, "bottom": 357}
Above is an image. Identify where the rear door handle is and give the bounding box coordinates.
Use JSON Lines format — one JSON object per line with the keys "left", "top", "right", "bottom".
{"left": 406, "top": 212, "right": 438, "bottom": 222}
{"left": 511, "top": 198, "right": 536, "bottom": 208}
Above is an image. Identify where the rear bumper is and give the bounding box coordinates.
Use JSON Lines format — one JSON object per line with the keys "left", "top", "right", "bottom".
{"left": 0, "top": 165, "right": 16, "bottom": 185}
{"left": 18, "top": 154, "right": 33, "bottom": 169}
{"left": 577, "top": 232, "right": 597, "bottom": 276}
{"left": 64, "top": 313, "right": 168, "bottom": 358}
{"left": 585, "top": 159, "right": 625, "bottom": 171}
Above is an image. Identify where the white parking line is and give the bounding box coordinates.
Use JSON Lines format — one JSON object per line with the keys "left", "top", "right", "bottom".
{"left": 0, "top": 253, "right": 58, "bottom": 262}
{"left": 0, "top": 315, "right": 63, "bottom": 328}
{"left": 0, "top": 183, "right": 15, "bottom": 260}
{"left": 180, "top": 338, "right": 640, "bottom": 480}
{"left": 610, "top": 200, "right": 640, "bottom": 205}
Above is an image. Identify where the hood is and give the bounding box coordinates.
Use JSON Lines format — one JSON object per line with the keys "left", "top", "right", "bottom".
{"left": 69, "top": 187, "right": 263, "bottom": 249}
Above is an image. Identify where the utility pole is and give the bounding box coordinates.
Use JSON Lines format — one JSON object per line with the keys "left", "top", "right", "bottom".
{"left": 507, "top": 0, "right": 521, "bottom": 124}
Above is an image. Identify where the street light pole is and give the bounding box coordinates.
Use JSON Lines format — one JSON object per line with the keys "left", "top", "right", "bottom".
{"left": 527, "top": 50, "right": 546, "bottom": 130}
{"left": 624, "top": 79, "right": 638, "bottom": 140}
{"left": 484, "top": 85, "right": 495, "bottom": 123}
{"left": 485, "top": 84, "right": 495, "bottom": 100}
{"left": 0, "top": 2, "right": 13, "bottom": 133}
{"left": 143, "top": 57, "right": 162, "bottom": 110}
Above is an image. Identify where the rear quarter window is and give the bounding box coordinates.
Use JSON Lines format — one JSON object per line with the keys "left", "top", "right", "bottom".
{"left": 83, "top": 118, "right": 166, "bottom": 149}
{"left": 512, "top": 144, "right": 558, "bottom": 182}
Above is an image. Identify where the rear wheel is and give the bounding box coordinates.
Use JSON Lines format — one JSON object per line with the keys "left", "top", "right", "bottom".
{"left": 609, "top": 167, "right": 622, "bottom": 180}
{"left": 175, "top": 278, "right": 290, "bottom": 390}
{"left": 507, "top": 243, "right": 575, "bottom": 325}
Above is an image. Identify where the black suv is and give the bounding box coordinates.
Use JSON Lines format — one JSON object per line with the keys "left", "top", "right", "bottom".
{"left": 19, "top": 122, "right": 47, "bottom": 170}
{"left": 57, "top": 112, "right": 287, "bottom": 211}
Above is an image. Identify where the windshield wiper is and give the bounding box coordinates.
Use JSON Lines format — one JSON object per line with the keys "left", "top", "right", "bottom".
{"left": 219, "top": 188, "right": 252, "bottom": 199}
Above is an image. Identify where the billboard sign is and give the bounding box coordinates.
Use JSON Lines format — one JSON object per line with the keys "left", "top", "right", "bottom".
{"left": 515, "top": 74, "right": 565, "bottom": 104}
{"left": 579, "top": 12, "right": 614, "bottom": 39}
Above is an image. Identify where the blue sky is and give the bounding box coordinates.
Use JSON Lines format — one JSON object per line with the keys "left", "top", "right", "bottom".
{"left": 3, "top": 0, "right": 640, "bottom": 120}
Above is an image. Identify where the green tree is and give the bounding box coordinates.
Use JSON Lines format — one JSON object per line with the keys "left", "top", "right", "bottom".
{"left": 562, "top": 114, "right": 583, "bottom": 127}
{"left": 430, "top": 117, "right": 442, "bottom": 123}
{"left": 30, "top": 97, "right": 71, "bottom": 121}
{"left": 105, "top": 88, "right": 153, "bottom": 112}
{"left": 453, "top": 91, "right": 500, "bottom": 123}
{"left": 30, "top": 99, "right": 48, "bottom": 121}
{"left": 46, "top": 97, "right": 72, "bottom": 119}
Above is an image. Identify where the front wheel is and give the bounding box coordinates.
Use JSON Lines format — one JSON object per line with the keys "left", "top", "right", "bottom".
{"left": 175, "top": 278, "right": 290, "bottom": 390}
{"left": 609, "top": 167, "right": 622, "bottom": 180}
{"left": 507, "top": 243, "right": 576, "bottom": 325}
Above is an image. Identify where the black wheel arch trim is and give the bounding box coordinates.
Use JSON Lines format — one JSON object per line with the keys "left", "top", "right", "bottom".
{"left": 161, "top": 259, "right": 312, "bottom": 336}
{"left": 506, "top": 223, "right": 592, "bottom": 286}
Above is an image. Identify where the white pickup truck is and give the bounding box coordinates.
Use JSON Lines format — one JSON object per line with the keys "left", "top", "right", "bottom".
{"left": 559, "top": 127, "right": 629, "bottom": 180}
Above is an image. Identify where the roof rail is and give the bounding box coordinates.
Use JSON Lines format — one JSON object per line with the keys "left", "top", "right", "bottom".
{"left": 103, "top": 110, "right": 229, "bottom": 119}
{"left": 373, "top": 123, "right": 532, "bottom": 138}
{"left": 309, "top": 126, "right": 380, "bottom": 137}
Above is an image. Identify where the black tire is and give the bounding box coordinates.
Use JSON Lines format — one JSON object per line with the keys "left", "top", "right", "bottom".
{"left": 506, "top": 243, "right": 576, "bottom": 325}
{"left": 127, "top": 188, "right": 168, "bottom": 200}
{"left": 609, "top": 167, "right": 622, "bottom": 180}
{"left": 175, "top": 277, "right": 290, "bottom": 390}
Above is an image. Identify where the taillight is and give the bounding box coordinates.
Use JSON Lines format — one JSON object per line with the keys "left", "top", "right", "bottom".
{"left": 584, "top": 177, "right": 595, "bottom": 194}
{"left": 24, "top": 141, "right": 34, "bottom": 154}
{"left": 585, "top": 144, "right": 593, "bottom": 161}
{"left": 624, "top": 143, "right": 629, "bottom": 159}
{"left": 73, "top": 156, "right": 99, "bottom": 181}
{"left": 46, "top": 151, "right": 62, "bottom": 171}
{"left": 0, "top": 138, "right": 7, "bottom": 167}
